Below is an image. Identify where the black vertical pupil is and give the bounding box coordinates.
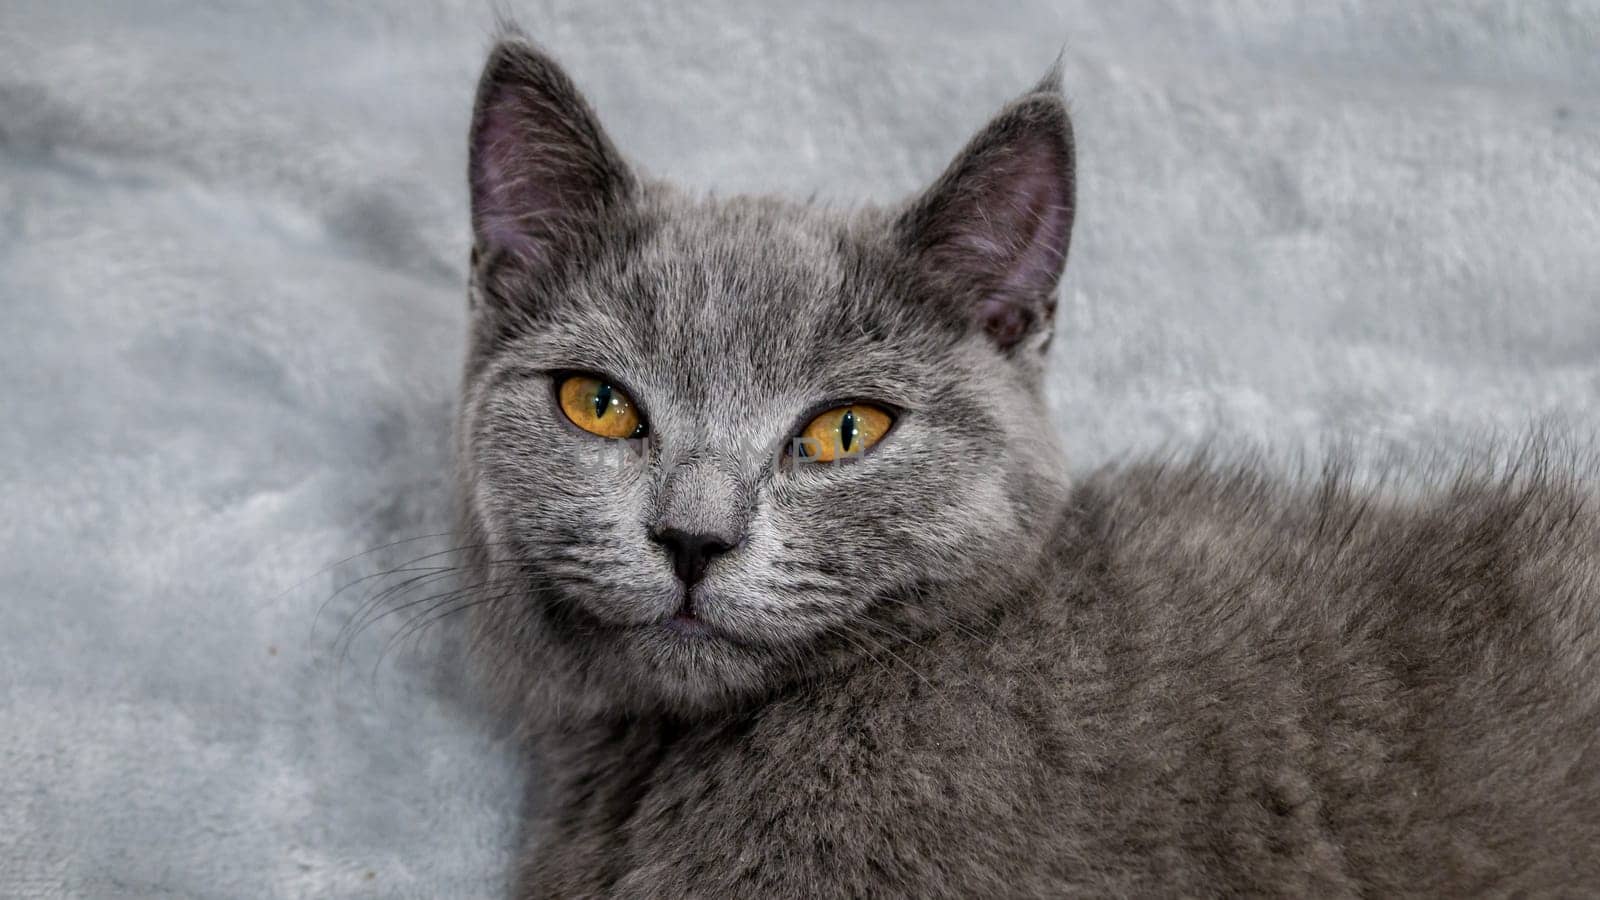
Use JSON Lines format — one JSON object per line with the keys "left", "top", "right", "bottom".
{"left": 840, "top": 409, "right": 857, "bottom": 453}
{"left": 593, "top": 383, "right": 613, "bottom": 419}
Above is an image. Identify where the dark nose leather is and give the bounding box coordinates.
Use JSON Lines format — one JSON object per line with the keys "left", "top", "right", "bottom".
{"left": 650, "top": 527, "right": 736, "bottom": 586}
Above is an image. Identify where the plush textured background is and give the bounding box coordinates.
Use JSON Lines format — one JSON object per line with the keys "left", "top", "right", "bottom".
{"left": 3, "top": 1, "right": 1598, "bottom": 896}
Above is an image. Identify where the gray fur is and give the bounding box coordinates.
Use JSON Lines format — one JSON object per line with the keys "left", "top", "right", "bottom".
{"left": 456, "top": 37, "right": 1600, "bottom": 897}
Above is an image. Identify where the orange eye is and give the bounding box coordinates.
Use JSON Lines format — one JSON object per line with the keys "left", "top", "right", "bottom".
{"left": 794, "top": 404, "right": 893, "bottom": 462}
{"left": 557, "top": 375, "right": 646, "bottom": 439}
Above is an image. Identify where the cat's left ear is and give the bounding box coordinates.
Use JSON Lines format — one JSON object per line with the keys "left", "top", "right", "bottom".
{"left": 896, "top": 73, "right": 1075, "bottom": 354}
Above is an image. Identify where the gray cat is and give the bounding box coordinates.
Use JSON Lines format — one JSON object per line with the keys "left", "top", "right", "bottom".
{"left": 454, "top": 35, "right": 1600, "bottom": 897}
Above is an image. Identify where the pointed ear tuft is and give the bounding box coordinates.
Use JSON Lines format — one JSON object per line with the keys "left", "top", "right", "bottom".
{"left": 897, "top": 87, "right": 1075, "bottom": 353}
{"left": 468, "top": 39, "right": 634, "bottom": 270}
{"left": 1031, "top": 53, "right": 1065, "bottom": 97}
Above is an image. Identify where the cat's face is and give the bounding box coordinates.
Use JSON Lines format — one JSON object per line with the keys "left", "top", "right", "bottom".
{"left": 457, "top": 40, "right": 1074, "bottom": 718}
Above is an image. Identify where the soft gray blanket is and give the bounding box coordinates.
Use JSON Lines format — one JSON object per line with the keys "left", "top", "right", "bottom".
{"left": 3, "top": 2, "right": 1598, "bottom": 896}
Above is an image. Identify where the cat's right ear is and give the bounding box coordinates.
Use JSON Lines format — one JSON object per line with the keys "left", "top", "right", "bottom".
{"left": 468, "top": 38, "right": 634, "bottom": 279}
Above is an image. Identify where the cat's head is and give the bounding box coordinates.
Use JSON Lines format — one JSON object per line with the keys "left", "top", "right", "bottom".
{"left": 456, "top": 38, "right": 1074, "bottom": 720}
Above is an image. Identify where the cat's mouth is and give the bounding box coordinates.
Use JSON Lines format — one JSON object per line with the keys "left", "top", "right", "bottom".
{"left": 656, "top": 587, "right": 720, "bottom": 639}
{"left": 640, "top": 592, "right": 750, "bottom": 646}
{"left": 662, "top": 608, "right": 714, "bottom": 638}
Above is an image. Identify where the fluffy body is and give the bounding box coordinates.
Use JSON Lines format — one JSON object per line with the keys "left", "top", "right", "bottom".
{"left": 453, "top": 36, "right": 1600, "bottom": 897}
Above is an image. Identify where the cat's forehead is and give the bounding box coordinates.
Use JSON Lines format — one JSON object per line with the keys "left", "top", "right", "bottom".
{"left": 636, "top": 195, "right": 856, "bottom": 330}
{"left": 566, "top": 196, "right": 933, "bottom": 411}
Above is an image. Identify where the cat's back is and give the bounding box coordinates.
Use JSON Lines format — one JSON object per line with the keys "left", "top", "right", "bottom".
{"left": 1039, "top": 454, "right": 1600, "bottom": 894}
{"left": 1066, "top": 453, "right": 1600, "bottom": 683}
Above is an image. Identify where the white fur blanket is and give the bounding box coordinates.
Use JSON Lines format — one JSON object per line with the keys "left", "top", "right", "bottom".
{"left": 3, "top": 1, "right": 1598, "bottom": 895}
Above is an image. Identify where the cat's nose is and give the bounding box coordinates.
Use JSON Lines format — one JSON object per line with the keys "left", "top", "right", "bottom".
{"left": 649, "top": 527, "right": 737, "bottom": 586}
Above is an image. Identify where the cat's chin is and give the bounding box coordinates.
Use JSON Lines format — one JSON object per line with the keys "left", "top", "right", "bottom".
{"left": 521, "top": 581, "right": 851, "bottom": 717}
{"left": 600, "top": 617, "right": 795, "bottom": 714}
